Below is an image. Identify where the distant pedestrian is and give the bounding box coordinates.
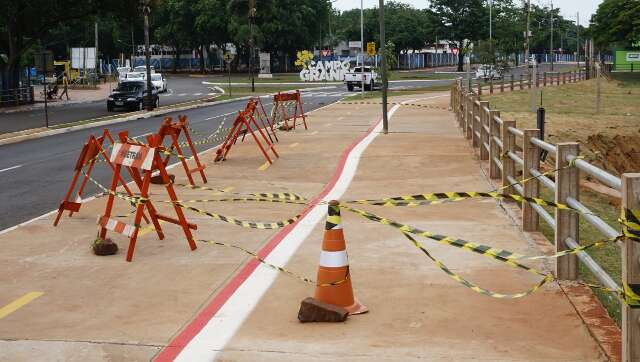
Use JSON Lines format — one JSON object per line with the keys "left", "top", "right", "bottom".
{"left": 59, "top": 72, "right": 69, "bottom": 100}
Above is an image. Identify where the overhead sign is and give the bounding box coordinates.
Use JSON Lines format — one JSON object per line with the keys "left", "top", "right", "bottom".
{"left": 367, "top": 42, "right": 376, "bottom": 56}
{"left": 223, "top": 52, "right": 235, "bottom": 64}
{"left": 348, "top": 41, "right": 362, "bottom": 49}
{"left": 451, "top": 48, "right": 459, "bottom": 56}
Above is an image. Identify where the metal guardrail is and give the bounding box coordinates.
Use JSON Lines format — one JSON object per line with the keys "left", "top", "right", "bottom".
{"left": 450, "top": 79, "right": 640, "bottom": 361}
{"left": 0, "top": 87, "right": 35, "bottom": 107}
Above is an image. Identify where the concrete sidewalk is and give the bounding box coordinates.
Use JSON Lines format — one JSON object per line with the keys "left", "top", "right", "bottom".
{"left": 0, "top": 82, "right": 116, "bottom": 114}
{"left": 0, "top": 92, "right": 610, "bottom": 361}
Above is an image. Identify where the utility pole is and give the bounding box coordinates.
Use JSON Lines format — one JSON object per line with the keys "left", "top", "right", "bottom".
{"left": 95, "top": 22, "right": 99, "bottom": 75}
{"left": 142, "top": 0, "right": 153, "bottom": 111}
{"left": 576, "top": 12, "right": 580, "bottom": 68}
{"left": 249, "top": 0, "right": 256, "bottom": 92}
{"left": 525, "top": 0, "right": 531, "bottom": 67}
{"left": 361, "top": 0, "right": 364, "bottom": 99}
{"left": 379, "top": 0, "right": 388, "bottom": 134}
{"left": 550, "top": 1, "right": 554, "bottom": 71}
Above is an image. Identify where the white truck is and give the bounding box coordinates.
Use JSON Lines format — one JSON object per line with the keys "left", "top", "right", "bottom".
{"left": 344, "top": 66, "right": 379, "bottom": 91}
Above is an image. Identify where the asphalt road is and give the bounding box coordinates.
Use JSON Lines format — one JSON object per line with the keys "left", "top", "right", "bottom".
{"left": 0, "top": 75, "right": 225, "bottom": 134}
{"left": 0, "top": 89, "right": 355, "bottom": 231}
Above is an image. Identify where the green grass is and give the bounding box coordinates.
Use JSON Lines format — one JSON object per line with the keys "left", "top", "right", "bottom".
{"left": 611, "top": 72, "right": 640, "bottom": 87}
{"left": 388, "top": 70, "right": 458, "bottom": 81}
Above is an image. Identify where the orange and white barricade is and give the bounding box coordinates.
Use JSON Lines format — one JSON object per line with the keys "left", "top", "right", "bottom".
{"left": 272, "top": 90, "right": 307, "bottom": 131}
{"left": 156, "top": 115, "right": 207, "bottom": 186}
{"left": 54, "top": 129, "right": 144, "bottom": 226}
{"left": 214, "top": 102, "right": 279, "bottom": 164}
{"left": 98, "top": 131, "right": 197, "bottom": 262}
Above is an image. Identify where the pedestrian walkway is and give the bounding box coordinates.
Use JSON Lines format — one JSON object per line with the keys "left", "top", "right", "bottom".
{"left": 0, "top": 82, "right": 117, "bottom": 114}
{"left": 0, "top": 92, "right": 608, "bottom": 361}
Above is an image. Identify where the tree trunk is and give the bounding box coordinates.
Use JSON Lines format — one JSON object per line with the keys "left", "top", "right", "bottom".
{"left": 198, "top": 45, "right": 205, "bottom": 74}
{"left": 457, "top": 52, "right": 464, "bottom": 72}
{"left": 173, "top": 46, "right": 180, "bottom": 73}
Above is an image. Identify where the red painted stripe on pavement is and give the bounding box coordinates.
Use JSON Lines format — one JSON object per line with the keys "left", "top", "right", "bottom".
{"left": 154, "top": 117, "right": 383, "bottom": 361}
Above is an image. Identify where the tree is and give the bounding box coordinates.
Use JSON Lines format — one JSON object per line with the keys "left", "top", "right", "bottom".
{"left": 430, "top": 0, "right": 488, "bottom": 71}
{"left": 0, "top": 0, "right": 136, "bottom": 89}
{"left": 154, "top": 0, "right": 195, "bottom": 72}
{"left": 591, "top": 0, "right": 640, "bottom": 50}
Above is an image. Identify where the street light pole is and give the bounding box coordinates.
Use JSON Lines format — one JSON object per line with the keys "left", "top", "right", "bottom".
{"left": 361, "top": 0, "right": 364, "bottom": 99}
{"left": 525, "top": 0, "right": 530, "bottom": 67}
{"left": 249, "top": 0, "right": 256, "bottom": 93}
{"left": 576, "top": 12, "right": 580, "bottom": 68}
{"left": 379, "top": 0, "right": 388, "bottom": 134}
{"left": 142, "top": 0, "right": 153, "bottom": 111}
{"left": 550, "top": 1, "right": 554, "bottom": 71}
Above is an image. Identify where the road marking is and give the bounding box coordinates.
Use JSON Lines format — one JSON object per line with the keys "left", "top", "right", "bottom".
{"left": 0, "top": 292, "right": 44, "bottom": 320}
{"left": 289, "top": 142, "right": 299, "bottom": 148}
{"left": 161, "top": 103, "right": 403, "bottom": 362}
{"left": 310, "top": 131, "right": 318, "bottom": 136}
{"left": 0, "top": 165, "right": 22, "bottom": 173}
{"left": 193, "top": 93, "right": 202, "bottom": 96}
{"left": 258, "top": 161, "right": 271, "bottom": 171}
{"left": 178, "top": 93, "right": 188, "bottom": 97}
{"left": 133, "top": 132, "right": 152, "bottom": 139}
{"left": 204, "top": 111, "right": 236, "bottom": 121}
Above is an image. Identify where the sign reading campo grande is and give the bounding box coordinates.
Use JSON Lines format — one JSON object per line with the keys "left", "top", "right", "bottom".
{"left": 299, "top": 60, "right": 351, "bottom": 82}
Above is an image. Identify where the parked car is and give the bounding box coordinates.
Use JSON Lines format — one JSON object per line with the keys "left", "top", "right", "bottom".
{"left": 475, "top": 65, "right": 502, "bottom": 80}
{"left": 344, "top": 66, "right": 379, "bottom": 91}
{"left": 527, "top": 56, "right": 537, "bottom": 68}
{"left": 107, "top": 80, "right": 159, "bottom": 111}
{"left": 133, "top": 65, "right": 155, "bottom": 74}
{"left": 116, "top": 67, "right": 131, "bottom": 82}
{"left": 150, "top": 73, "right": 167, "bottom": 93}
{"left": 124, "top": 72, "right": 145, "bottom": 81}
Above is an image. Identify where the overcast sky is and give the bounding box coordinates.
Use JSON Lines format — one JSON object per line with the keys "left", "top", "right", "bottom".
{"left": 333, "top": 0, "right": 601, "bottom": 22}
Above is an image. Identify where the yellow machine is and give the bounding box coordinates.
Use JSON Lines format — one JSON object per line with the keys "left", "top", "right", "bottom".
{"left": 53, "top": 61, "right": 80, "bottom": 82}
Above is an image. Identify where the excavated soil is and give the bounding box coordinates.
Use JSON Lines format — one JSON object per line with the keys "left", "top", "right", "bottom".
{"left": 586, "top": 133, "right": 640, "bottom": 176}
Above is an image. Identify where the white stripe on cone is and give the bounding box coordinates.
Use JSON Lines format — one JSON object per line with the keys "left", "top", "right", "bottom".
{"left": 319, "top": 250, "right": 349, "bottom": 268}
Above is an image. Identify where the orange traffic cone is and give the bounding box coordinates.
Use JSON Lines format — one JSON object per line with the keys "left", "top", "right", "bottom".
{"left": 314, "top": 200, "right": 368, "bottom": 315}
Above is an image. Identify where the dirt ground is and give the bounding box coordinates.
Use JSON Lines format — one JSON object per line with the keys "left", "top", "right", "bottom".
{"left": 486, "top": 77, "right": 640, "bottom": 175}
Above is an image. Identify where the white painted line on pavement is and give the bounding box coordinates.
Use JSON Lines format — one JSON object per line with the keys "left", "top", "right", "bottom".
{"left": 171, "top": 104, "right": 404, "bottom": 362}
{"left": 0, "top": 165, "right": 22, "bottom": 173}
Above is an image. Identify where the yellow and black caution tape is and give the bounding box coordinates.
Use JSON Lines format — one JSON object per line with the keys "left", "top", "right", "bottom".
{"left": 621, "top": 208, "right": 640, "bottom": 240}
{"left": 160, "top": 196, "right": 308, "bottom": 206}
{"left": 81, "top": 171, "right": 144, "bottom": 205}
{"left": 337, "top": 100, "right": 449, "bottom": 111}
{"left": 402, "top": 232, "right": 553, "bottom": 298}
{"left": 173, "top": 183, "right": 307, "bottom": 202}
{"left": 176, "top": 202, "right": 301, "bottom": 230}
{"left": 199, "top": 239, "right": 349, "bottom": 287}
{"left": 339, "top": 203, "right": 628, "bottom": 262}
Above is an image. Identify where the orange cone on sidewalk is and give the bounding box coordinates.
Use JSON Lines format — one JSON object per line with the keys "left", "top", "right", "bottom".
{"left": 314, "top": 200, "right": 368, "bottom": 315}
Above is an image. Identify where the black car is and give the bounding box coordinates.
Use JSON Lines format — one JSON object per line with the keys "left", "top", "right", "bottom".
{"left": 107, "top": 80, "right": 159, "bottom": 111}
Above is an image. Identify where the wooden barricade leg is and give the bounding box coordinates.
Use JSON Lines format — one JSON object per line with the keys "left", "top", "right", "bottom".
{"left": 296, "top": 90, "right": 308, "bottom": 130}
{"left": 257, "top": 97, "right": 278, "bottom": 142}
{"left": 178, "top": 119, "right": 207, "bottom": 183}
{"left": 248, "top": 113, "right": 279, "bottom": 160}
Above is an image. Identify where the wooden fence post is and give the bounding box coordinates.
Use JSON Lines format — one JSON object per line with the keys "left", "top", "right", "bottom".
{"left": 523, "top": 129, "right": 541, "bottom": 231}
{"left": 556, "top": 72, "right": 561, "bottom": 85}
{"left": 472, "top": 99, "right": 480, "bottom": 148}
{"left": 500, "top": 77, "right": 504, "bottom": 93}
{"left": 501, "top": 120, "right": 516, "bottom": 195}
{"left": 536, "top": 73, "right": 540, "bottom": 88}
{"left": 562, "top": 72, "right": 566, "bottom": 84}
{"left": 490, "top": 78, "right": 494, "bottom": 94}
{"left": 477, "top": 81, "right": 482, "bottom": 96}
{"left": 479, "top": 101, "right": 490, "bottom": 160}
{"left": 520, "top": 74, "right": 524, "bottom": 90}
{"left": 510, "top": 75, "right": 515, "bottom": 91}
{"left": 466, "top": 94, "right": 475, "bottom": 140}
{"left": 543, "top": 72, "right": 547, "bottom": 86}
{"left": 527, "top": 73, "right": 532, "bottom": 89}
{"left": 622, "top": 173, "right": 640, "bottom": 362}
{"left": 489, "top": 110, "right": 501, "bottom": 179}
{"left": 555, "top": 143, "right": 579, "bottom": 280}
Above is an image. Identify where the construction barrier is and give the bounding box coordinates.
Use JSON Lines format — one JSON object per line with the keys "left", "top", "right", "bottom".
{"left": 99, "top": 131, "right": 197, "bottom": 262}
{"left": 272, "top": 90, "right": 307, "bottom": 131}
{"left": 54, "top": 129, "right": 145, "bottom": 226}
{"left": 155, "top": 115, "right": 207, "bottom": 186}
{"left": 214, "top": 101, "right": 279, "bottom": 164}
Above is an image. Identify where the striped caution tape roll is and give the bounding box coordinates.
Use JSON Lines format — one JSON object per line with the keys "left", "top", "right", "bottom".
{"left": 175, "top": 202, "right": 301, "bottom": 229}
{"left": 401, "top": 232, "right": 553, "bottom": 298}
{"left": 199, "top": 239, "right": 349, "bottom": 287}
